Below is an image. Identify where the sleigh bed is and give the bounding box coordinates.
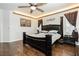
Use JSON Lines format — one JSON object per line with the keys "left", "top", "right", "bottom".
{"left": 23, "top": 17, "right": 63, "bottom": 56}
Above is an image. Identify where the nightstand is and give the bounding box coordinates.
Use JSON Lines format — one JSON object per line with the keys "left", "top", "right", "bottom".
{"left": 63, "top": 35, "right": 76, "bottom": 45}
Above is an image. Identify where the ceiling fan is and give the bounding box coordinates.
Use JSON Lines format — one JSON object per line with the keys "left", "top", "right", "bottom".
{"left": 18, "top": 3, "right": 46, "bottom": 13}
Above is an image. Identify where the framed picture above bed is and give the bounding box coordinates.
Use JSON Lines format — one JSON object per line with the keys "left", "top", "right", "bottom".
{"left": 20, "top": 18, "right": 31, "bottom": 27}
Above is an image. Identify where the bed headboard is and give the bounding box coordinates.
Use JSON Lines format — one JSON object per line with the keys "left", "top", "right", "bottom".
{"left": 42, "top": 17, "right": 63, "bottom": 38}
{"left": 42, "top": 24, "right": 61, "bottom": 34}
{"left": 42, "top": 25, "right": 60, "bottom": 31}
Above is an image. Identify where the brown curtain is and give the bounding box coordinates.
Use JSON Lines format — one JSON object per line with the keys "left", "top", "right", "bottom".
{"left": 64, "top": 11, "right": 78, "bottom": 27}
{"left": 38, "top": 19, "right": 43, "bottom": 27}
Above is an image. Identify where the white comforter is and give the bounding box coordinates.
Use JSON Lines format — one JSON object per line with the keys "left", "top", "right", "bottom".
{"left": 51, "top": 33, "right": 61, "bottom": 44}
{"left": 27, "top": 33, "right": 46, "bottom": 37}
{"left": 26, "top": 32, "right": 61, "bottom": 44}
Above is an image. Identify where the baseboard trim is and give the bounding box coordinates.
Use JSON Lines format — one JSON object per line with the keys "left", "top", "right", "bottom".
{"left": 0, "top": 39, "right": 23, "bottom": 43}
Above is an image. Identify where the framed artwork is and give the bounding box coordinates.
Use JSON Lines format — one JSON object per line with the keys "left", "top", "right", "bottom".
{"left": 20, "top": 18, "right": 31, "bottom": 27}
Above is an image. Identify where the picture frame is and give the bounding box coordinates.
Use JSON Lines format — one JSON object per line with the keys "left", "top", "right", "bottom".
{"left": 20, "top": 18, "right": 31, "bottom": 27}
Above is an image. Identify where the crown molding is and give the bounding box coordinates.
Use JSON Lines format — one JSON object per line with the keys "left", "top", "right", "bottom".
{"left": 13, "top": 11, "right": 37, "bottom": 19}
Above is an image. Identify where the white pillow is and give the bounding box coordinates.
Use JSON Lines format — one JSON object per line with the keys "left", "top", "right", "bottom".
{"left": 49, "top": 30, "right": 58, "bottom": 33}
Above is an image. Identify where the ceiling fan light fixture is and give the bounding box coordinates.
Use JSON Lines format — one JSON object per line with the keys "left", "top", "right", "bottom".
{"left": 30, "top": 6, "right": 36, "bottom": 10}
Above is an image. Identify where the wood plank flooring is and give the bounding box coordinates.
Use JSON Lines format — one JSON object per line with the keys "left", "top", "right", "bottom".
{"left": 0, "top": 40, "right": 76, "bottom": 56}
{"left": 52, "top": 43, "right": 75, "bottom": 56}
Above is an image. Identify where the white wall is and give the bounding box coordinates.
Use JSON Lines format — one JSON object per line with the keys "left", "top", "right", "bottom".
{"left": 9, "top": 12, "right": 38, "bottom": 42}
{"left": 0, "top": 9, "right": 38, "bottom": 42}
{"left": 0, "top": 9, "right": 10, "bottom": 42}
{"left": 3, "top": 10, "right": 10, "bottom": 42}
{"left": 43, "top": 14, "right": 61, "bottom": 25}
{"left": 0, "top": 9, "right": 3, "bottom": 42}
{"left": 42, "top": 8, "right": 79, "bottom": 35}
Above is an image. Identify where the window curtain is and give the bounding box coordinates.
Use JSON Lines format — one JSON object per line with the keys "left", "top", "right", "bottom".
{"left": 64, "top": 11, "right": 78, "bottom": 27}
{"left": 38, "top": 19, "right": 43, "bottom": 27}
{"left": 64, "top": 11, "right": 78, "bottom": 41}
{"left": 37, "top": 19, "right": 43, "bottom": 33}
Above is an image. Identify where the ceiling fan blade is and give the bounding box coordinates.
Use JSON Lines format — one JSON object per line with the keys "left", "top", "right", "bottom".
{"left": 36, "top": 8, "right": 44, "bottom": 12}
{"left": 36, "top": 3, "right": 47, "bottom": 6}
{"left": 30, "top": 10, "right": 33, "bottom": 13}
{"left": 18, "top": 6, "right": 30, "bottom": 8}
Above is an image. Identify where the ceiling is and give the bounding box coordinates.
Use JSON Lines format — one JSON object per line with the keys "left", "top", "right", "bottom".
{"left": 0, "top": 3, "right": 78, "bottom": 18}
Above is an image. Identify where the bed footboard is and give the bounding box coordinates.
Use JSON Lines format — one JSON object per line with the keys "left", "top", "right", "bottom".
{"left": 23, "top": 32, "right": 52, "bottom": 56}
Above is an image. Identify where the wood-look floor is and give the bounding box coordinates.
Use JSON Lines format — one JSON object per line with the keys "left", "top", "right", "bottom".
{"left": 0, "top": 40, "right": 77, "bottom": 56}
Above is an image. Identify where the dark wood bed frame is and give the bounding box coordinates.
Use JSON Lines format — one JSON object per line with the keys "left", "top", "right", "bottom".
{"left": 23, "top": 17, "right": 63, "bottom": 56}
{"left": 23, "top": 32, "right": 52, "bottom": 56}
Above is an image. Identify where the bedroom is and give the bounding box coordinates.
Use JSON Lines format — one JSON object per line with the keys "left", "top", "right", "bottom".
{"left": 0, "top": 3, "right": 79, "bottom": 56}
